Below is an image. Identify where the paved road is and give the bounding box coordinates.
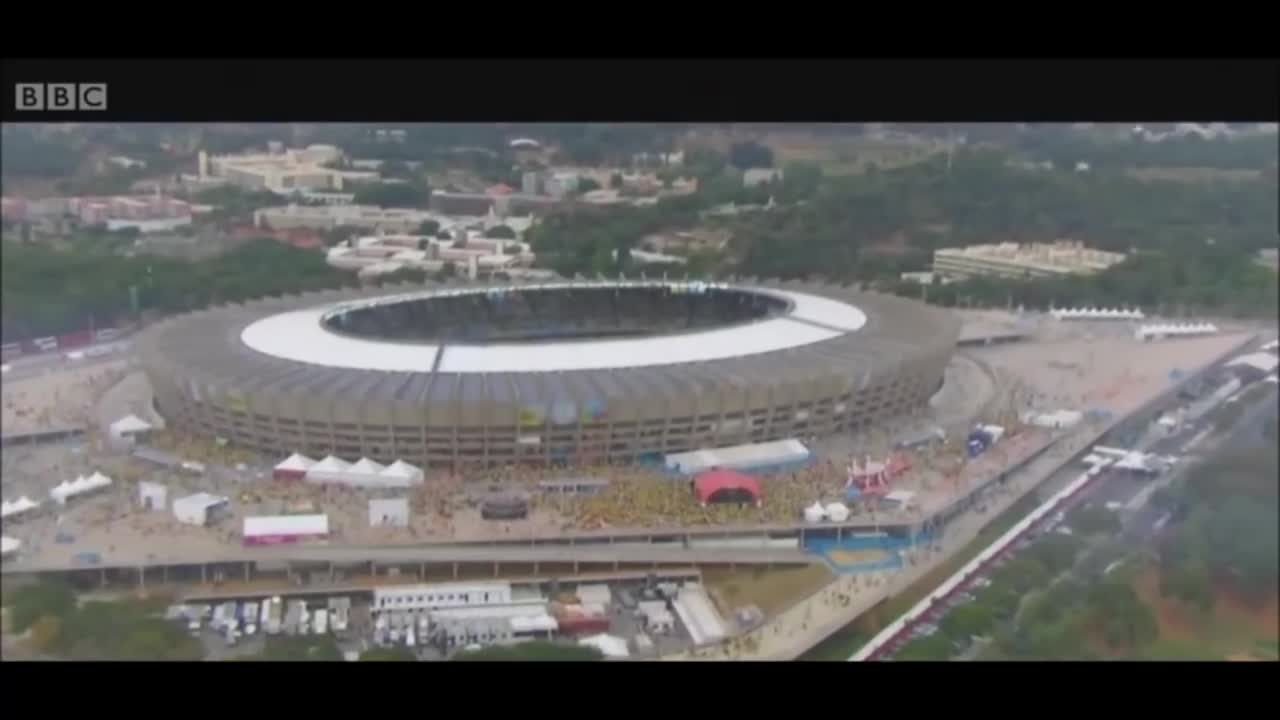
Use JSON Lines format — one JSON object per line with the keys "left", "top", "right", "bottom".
{"left": 2, "top": 541, "right": 812, "bottom": 575}
{"left": 1, "top": 341, "right": 132, "bottom": 382}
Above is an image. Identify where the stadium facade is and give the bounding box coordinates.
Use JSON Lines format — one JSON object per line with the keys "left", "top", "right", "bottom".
{"left": 137, "top": 280, "right": 960, "bottom": 468}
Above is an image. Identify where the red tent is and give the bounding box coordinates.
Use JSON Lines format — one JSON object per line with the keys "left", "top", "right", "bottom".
{"left": 693, "top": 469, "right": 762, "bottom": 507}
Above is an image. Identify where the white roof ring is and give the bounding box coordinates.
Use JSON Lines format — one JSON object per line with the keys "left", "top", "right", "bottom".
{"left": 239, "top": 281, "right": 869, "bottom": 374}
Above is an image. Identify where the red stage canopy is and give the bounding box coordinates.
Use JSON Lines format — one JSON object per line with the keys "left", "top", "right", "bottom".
{"left": 693, "top": 469, "right": 763, "bottom": 505}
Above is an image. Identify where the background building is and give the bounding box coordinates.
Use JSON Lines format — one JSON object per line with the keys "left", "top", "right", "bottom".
{"left": 932, "top": 241, "right": 1127, "bottom": 280}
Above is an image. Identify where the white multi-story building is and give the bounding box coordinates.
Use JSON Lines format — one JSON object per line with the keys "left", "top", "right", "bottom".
{"left": 327, "top": 232, "right": 535, "bottom": 280}
{"left": 933, "top": 241, "right": 1126, "bottom": 280}
{"left": 430, "top": 604, "right": 558, "bottom": 649}
{"left": 373, "top": 581, "right": 516, "bottom": 612}
{"left": 195, "top": 145, "right": 383, "bottom": 195}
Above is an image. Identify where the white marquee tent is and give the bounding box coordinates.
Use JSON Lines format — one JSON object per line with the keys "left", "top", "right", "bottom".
{"left": 51, "top": 471, "right": 113, "bottom": 505}
{"left": 1051, "top": 306, "right": 1145, "bottom": 321}
{"left": 349, "top": 457, "right": 387, "bottom": 479}
{"left": 824, "top": 502, "right": 851, "bottom": 522}
{"left": 273, "top": 453, "right": 316, "bottom": 481}
{"left": 304, "top": 455, "right": 424, "bottom": 488}
{"left": 305, "top": 455, "right": 354, "bottom": 484}
{"left": 1134, "top": 322, "right": 1219, "bottom": 341}
{"left": 109, "top": 413, "right": 154, "bottom": 439}
{"left": 379, "top": 459, "right": 425, "bottom": 487}
{"left": 803, "top": 501, "right": 826, "bottom": 524}
{"left": 1, "top": 496, "right": 41, "bottom": 520}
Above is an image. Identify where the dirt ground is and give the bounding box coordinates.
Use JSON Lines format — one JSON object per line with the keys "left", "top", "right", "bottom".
{"left": 702, "top": 564, "right": 835, "bottom": 618}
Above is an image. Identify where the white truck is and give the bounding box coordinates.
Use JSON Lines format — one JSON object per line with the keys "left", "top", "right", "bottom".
{"left": 242, "top": 602, "right": 259, "bottom": 635}
{"left": 314, "top": 608, "right": 329, "bottom": 635}
{"left": 265, "top": 596, "right": 284, "bottom": 635}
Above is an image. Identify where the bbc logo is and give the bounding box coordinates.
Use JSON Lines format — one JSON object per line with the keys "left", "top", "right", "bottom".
{"left": 15, "top": 83, "right": 108, "bottom": 111}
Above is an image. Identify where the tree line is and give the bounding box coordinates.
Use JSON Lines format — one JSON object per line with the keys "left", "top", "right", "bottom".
{"left": 1, "top": 238, "right": 356, "bottom": 340}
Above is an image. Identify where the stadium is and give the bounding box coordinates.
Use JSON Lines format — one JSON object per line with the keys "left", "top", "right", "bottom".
{"left": 136, "top": 280, "right": 960, "bottom": 468}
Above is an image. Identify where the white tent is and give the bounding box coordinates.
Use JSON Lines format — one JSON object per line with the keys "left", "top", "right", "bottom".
{"left": 305, "top": 455, "right": 353, "bottom": 484}
{"left": 368, "top": 497, "right": 410, "bottom": 527}
{"left": 349, "top": 457, "right": 387, "bottom": 478}
{"left": 884, "top": 490, "right": 918, "bottom": 508}
{"left": 824, "top": 502, "right": 851, "bottom": 522}
{"left": 138, "top": 481, "right": 168, "bottom": 512}
{"left": 1, "top": 536, "right": 20, "bottom": 557}
{"left": 82, "top": 471, "right": 113, "bottom": 492}
{"left": 803, "top": 501, "right": 826, "bottom": 523}
{"left": 379, "top": 459, "right": 424, "bottom": 486}
{"left": 109, "top": 413, "right": 153, "bottom": 438}
{"left": 1, "top": 496, "right": 40, "bottom": 520}
{"left": 273, "top": 452, "right": 316, "bottom": 480}
{"left": 50, "top": 478, "right": 80, "bottom": 504}
{"left": 173, "top": 492, "right": 229, "bottom": 526}
{"left": 49, "top": 473, "right": 109, "bottom": 505}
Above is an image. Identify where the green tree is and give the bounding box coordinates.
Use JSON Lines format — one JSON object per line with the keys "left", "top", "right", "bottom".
{"left": 8, "top": 581, "right": 77, "bottom": 633}
{"left": 778, "top": 161, "right": 824, "bottom": 201}
{"left": 258, "top": 635, "right": 343, "bottom": 662}
{"left": 895, "top": 633, "right": 953, "bottom": 660}
{"left": 379, "top": 159, "right": 414, "bottom": 180}
{"left": 941, "top": 601, "right": 996, "bottom": 640}
{"left": 27, "top": 615, "right": 62, "bottom": 654}
{"left": 417, "top": 219, "right": 440, "bottom": 236}
{"left": 486, "top": 224, "right": 517, "bottom": 240}
{"left": 579, "top": 177, "right": 603, "bottom": 194}
{"left": 352, "top": 182, "right": 430, "bottom": 208}
{"left": 610, "top": 172, "right": 624, "bottom": 189}
{"left": 360, "top": 647, "right": 417, "bottom": 661}
{"left": 1070, "top": 504, "right": 1122, "bottom": 536}
{"left": 729, "top": 141, "right": 774, "bottom": 169}
{"left": 1028, "top": 533, "right": 1081, "bottom": 575}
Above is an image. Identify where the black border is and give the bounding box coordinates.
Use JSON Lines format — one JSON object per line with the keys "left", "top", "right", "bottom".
{"left": 0, "top": 652, "right": 1273, "bottom": 709}
{"left": 3, "top": 58, "right": 1277, "bottom": 121}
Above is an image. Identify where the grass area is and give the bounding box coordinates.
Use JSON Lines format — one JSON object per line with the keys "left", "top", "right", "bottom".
{"left": 702, "top": 564, "right": 835, "bottom": 618}
{"left": 800, "top": 494, "right": 1041, "bottom": 661}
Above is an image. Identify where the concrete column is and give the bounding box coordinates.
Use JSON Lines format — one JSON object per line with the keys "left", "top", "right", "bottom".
{"left": 419, "top": 563, "right": 425, "bottom": 580}
{"left": 201, "top": 564, "right": 207, "bottom": 584}
{"left": 330, "top": 563, "right": 336, "bottom": 582}
{"left": 161, "top": 565, "right": 168, "bottom": 585}
{"left": 100, "top": 568, "right": 107, "bottom": 587}
{"left": 138, "top": 566, "right": 145, "bottom": 590}
{"left": 533, "top": 561, "right": 539, "bottom": 575}
{"left": 613, "top": 559, "right": 620, "bottom": 571}
{"left": 573, "top": 560, "right": 579, "bottom": 574}
{"left": 452, "top": 562, "right": 459, "bottom": 579}
{"left": 244, "top": 562, "right": 250, "bottom": 582}
{"left": 493, "top": 561, "right": 499, "bottom": 578}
